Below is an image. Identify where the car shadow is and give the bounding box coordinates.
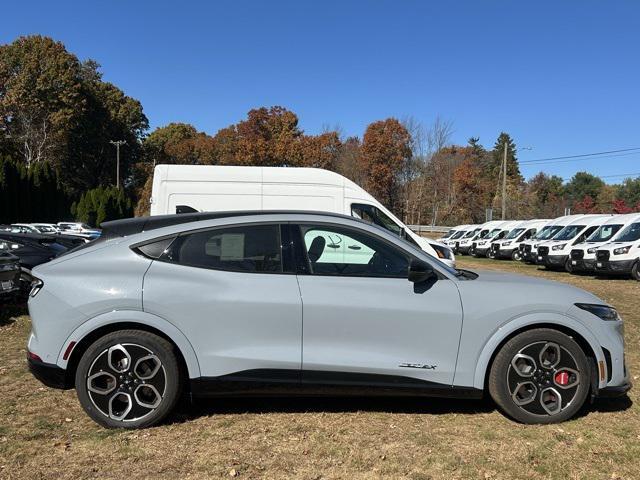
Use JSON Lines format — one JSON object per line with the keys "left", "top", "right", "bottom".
{"left": 168, "top": 394, "right": 633, "bottom": 425}
{"left": 171, "top": 395, "right": 495, "bottom": 422}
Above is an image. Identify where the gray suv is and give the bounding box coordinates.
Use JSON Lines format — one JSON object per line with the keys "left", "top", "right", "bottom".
{"left": 27, "top": 211, "right": 630, "bottom": 428}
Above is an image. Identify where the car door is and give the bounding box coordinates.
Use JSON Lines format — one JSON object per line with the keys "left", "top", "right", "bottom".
{"left": 142, "top": 223, "right": 302, "bottom": 378}
{"left": 293, "top": 222, "right": 463, "bottom": 387}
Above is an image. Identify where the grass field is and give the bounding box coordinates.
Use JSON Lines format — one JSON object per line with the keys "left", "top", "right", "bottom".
{"left": 1, "top": 258, "right": 638, "bottom": 479}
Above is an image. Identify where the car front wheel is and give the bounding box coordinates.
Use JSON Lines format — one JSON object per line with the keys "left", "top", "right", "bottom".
{"left": 489, "top": 328, "right": 591, "bottom": 424}
{"left": 75, "top": 330, "right": 182, "bottom": 429}
{"left": 632, "top": 261, "right": 640, "bottom": 281}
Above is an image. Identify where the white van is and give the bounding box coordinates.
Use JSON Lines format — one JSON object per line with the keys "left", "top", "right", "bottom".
{"left": 594, "top": 213, "right": 640, "bottom": 280}
{"left": 443, "top": 224, "right": 477, "bottom": 250}
{"left": 519, "top": 215, "right": 586, "bottom": 264}
{"left": 567, "top": 214, "right": 635, "bottom": 273}
{"left": 489, "top": 219, "right": 550, "bottom": 261}
{"left": 457, "top": 221, "right": 505, "bottom": 255}
{"left": 472, "top": 221, "right": 520, "bottom": 257}
{"left": 536, "top": 214, "right": 613, "bottom": 269}
{"left": 150, "top": 165, "right": 456, "bottom": 267}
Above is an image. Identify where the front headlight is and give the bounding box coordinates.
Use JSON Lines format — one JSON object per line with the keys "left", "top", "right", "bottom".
{"left": 587, "top": 247, "right": 598, "bottom": 254}
{"left": 552, "top": 243, "right": 566, "bottom": 251}
{"left": 502, "top": 241, "right": 511, "bottom": 246}
{"left": 478, "top": 241, "right": 487, "bottom": 246}
{"left": 575, "top": 303, "right": 621, "bottom": 321}
{"left": 533, "top": 244, "right": 539, "bottom": 249}
{"left": 613, "top": 246, "right": 631, "bottom": 255}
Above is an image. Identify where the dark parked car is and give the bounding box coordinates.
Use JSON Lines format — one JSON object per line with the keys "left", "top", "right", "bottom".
{"left": 0, "top": 251, "right": 21, "bottom": 298}
{"left": 9, "top": 224, "right": 87, "bottom": 249}
{"left": 0, "top": 232, "right": 67, "bottom": 271}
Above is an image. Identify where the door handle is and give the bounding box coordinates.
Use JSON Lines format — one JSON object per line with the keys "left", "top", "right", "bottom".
{"left": 348, "top": 245, "right": 361, "bottom": 250}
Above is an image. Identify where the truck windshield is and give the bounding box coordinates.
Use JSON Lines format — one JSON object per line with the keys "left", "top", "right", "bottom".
{"left": 505, "top": 228, "right": 525, "bottom": 240}
{"left": 351, "top": 203, "right": 402, "bottom": 236}
{"left": 586, "top": 224, "right": 622, "bottom": 242}
{"left": 553, "top": 225, "right": 585, "bottom": 241}
{"left": 450, "top": 230, "right": 466, "bottom": 239}
{"left": 534, "top": 225, "right": 563, "bottom": 240}
{"left": 486, "top": 228, "right": 502, "bottom": 239}
{"left": 464, "top": 228, "right": 480, "bottom": 238}
{"left": 614, "top": 222, "right": 640, "bottom": 242}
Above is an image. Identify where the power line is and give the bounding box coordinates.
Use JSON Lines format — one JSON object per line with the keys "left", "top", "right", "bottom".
{"left": 520, "top": 147, "right": 640, "bottom": 164}
{"left": 521, "top": 151, "right": 640, "bottom": 166}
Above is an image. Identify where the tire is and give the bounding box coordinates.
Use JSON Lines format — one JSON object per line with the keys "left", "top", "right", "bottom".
{"left": 75, "top": 330, "right": 182, "bottom": 429}
{"left": 488, "top": 328, "right": 591, "bottom": 424}
{"left": 632, "top": 261, "right": 640, "bottom": 281}
{"left": 487, "top": 249, "right": 495, "bottom": 259}
{"left": 511, "top": 249, "right": 522, "bottom": 261}
{"left": 565, "top": 258, "right": 574, "bottom": 274}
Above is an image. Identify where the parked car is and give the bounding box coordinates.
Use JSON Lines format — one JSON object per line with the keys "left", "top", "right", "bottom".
{"left": 0, "top": 232, "right": 67, "bottom": 271}
{"left": 518, "top": 216, "right": 580, "bottom": 264}
{"left": 457, "top": 221, "right": 505, "bottom": 255}
{"left": 489, "top": 219, "right": 550, "bottom": 261}
{"left": 10, "top": 224, "right": 88, "bottom": 249}
{"left": 536, "top": 215, "right": 612, "bottom": 270}
{"left": 0, "top": 251, "right": 21, "bottom": 299}
{"left": 27, "top": 211, "right": 629, "bottom": 428}
{"left": 472, "top": 221, "right": 521, "bottom": 258}
{"left": 568, "top": 214, "right": 634, "bottom": 273}
{"left": 444, "top": 225, "right": 478, "bottom": 253}
{"left": 57, "top": 222, "right": 101, "bottom": 239}
{"left": 594, "top": 215, "right": 640, "bottom": 279}
{"left": 30, "top": 223, "right": 62, "bottom": 234}
{"left": 149, "top": 164, "right": 455, "bottom": 268}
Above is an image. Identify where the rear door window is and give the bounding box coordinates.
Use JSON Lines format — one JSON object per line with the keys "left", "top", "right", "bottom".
{"left": 162, "top": 224, "right": 283, "bottom": 273}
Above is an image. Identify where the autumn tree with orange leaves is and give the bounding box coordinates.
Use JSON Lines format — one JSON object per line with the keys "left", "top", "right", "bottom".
{"left": 360, "top": 118, "right": 412, "bottom": 214}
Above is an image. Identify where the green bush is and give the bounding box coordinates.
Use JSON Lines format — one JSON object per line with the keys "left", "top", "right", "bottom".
{"left": 74, "top": 185, "right": 133, "bottom": 227}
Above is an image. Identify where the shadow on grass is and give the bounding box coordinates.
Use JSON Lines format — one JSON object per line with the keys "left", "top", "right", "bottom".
{"left": 0, "top": 301, "right": 28, "bottom": 326}
{"left": 169, "top": 393, "right": 633, "bottom": 425}
{"left": 171, "top": 395, "right": 496, "bottom": 423}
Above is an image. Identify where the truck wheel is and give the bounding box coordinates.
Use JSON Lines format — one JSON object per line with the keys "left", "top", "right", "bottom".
{"left": 632, "top": 261, "right": 640, "bottom": 281}
{"left": 75, "top": 330, "right": 182, "bottom": 429}
{"left": 489, "top": 328, "right": 590, "bottom": 424}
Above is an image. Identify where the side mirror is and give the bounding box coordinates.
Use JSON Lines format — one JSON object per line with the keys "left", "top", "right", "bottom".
{"left": 408, "top": 259, "right": 435, "bottom": 283}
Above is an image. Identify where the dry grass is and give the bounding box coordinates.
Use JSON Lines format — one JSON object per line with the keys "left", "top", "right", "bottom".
{"left": 0, "top": 259, "right": 638, "bottom": 479}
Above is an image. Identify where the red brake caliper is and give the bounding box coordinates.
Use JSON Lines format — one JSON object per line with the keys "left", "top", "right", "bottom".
{"left": 555, "top": 371, "right": 569, "bottom": 386}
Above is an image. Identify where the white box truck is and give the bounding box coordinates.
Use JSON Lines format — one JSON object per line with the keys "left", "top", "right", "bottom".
{"left": 150, "top": 165, "right": 456, "bottom": 267}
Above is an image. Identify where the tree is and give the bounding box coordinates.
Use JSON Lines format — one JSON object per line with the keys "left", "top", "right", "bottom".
{"left": 487, "top": 132, "right": 523, "bottom": 183}
{"left": 527, "top": 172, "right": 565, "bottom": 217}
{"left": 565, "top": 172, "right": 605, "bottom": 206}
{"left": 617, "top": 177, "right": 640, "bottom": 207}
{"left": 298, "top": 131, "right": 341, "bottom": 169}
{"left": 573, "top": 195, "right": 598, "bottom": 214}
{"left": 612, "top": 199, "right": 634, "bottom": 214}
{"left": 360, "top": 118, "right": 412, "bottom": 213}
{"left": 0, "top": 36, "right": 84, "bottom": 167}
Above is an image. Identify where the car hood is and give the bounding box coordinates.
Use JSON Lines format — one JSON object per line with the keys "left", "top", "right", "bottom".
{"left": 456, "top": 269, "right": 603, "bottom": 314}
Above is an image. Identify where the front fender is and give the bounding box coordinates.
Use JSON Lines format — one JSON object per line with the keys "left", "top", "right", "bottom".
{"left": 56, "top": 310, "right": 201, "bottom": 379}
{"left": 468, "top": 312, "right": 605, "bottom": 390}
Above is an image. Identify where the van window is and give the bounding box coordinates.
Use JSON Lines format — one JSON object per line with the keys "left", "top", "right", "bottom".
{"left": 614, "top": 222, "right": 640, "bottom": 242}
{"left": 298, "top": 224, "right": 408, "bottom": 278}
{"left": 351, "top": 203, "right": 402, "bottom": 236}
{"left": 162, "top": 224, "right": 283, "bottom": 273}
{"left": 586, "top": 224, "right": 623, "bottom": 242}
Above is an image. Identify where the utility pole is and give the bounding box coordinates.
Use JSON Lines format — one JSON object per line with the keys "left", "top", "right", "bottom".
{"left": 501, "top": 142, "right": 508, "bottom": 220}
{"left": 110, "top": 140, "right": 127, "bottom": 188}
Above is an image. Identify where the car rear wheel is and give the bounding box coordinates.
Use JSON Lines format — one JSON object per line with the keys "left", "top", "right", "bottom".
{"left": 489, "top": 328, "right": 590, "bottom": 424}
{"left": 75, "top": 330, "right": 181, "bottom": 429}
{"left": 511, "top": 250, "right": 522, "bottom": 261}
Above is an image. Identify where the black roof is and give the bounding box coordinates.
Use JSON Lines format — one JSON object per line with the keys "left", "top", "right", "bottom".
{"left": 100, "top": 210, "right": 354, "bottom": 238}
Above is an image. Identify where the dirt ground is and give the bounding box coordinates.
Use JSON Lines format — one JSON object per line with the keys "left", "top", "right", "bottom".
{"left": 1, "top": 257, "right": 638, "bottom": 479}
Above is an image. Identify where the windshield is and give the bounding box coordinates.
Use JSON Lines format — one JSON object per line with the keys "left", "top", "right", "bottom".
{"left": 534, "top": 225, "right": 563, "bottom": 240}
{"left": 486, "top": 228, "right": 502, "bottom": 239}
{"left": 553, "top": 225, "right": 585, "bottom": 241}
{"left": 614, "top": 222, "right": 640, "bottom": 242}
{"left": 586, "top": 224, "right": 622, "bottom": 242}
{"left": 505, "top": 228, "right": 525, "bottom": 240}
{"left": 351, "top": 204, "right": 402, "bottom": 236}
{"left": 464, "top": 228, "right": 480, "bottom": 238}
{"left": 450, "top": 230, "right": 466, "bottom": 239}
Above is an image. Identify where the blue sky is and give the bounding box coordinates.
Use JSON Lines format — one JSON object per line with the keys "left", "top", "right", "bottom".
{"left": 2, "top": 1, "right": 639, "bottom": 182}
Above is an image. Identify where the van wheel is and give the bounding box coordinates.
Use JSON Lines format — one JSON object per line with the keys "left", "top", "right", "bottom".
{"left": 632, "top": 261, "right": 640, "bottom": 281}
{"left": 565, "top": 258, "right": 574, "bottom": 273}
{"left": 511, "top": 250, "right": 522, "bottom": 261}
{"left": 75, "top": 330, "right": 182, "bottom": 429}
{"left": 489, "top": 328, "right": 590, "bottom": 424}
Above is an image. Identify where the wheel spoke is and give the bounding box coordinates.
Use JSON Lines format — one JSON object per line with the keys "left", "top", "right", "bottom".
{"left": 511, "top": 353, "right": 537, "bottom": 377}
{"left": 87, "top": 371, "right": 117, "bottom": 395}
{"left": 134, "top": 384, "right": 162, "bottom": 409}
{"left": 553, "top": 368, "right": 580, "bottom": 389}
{"left": 109, "top": 392, "right": 133, "bottom": 420}
{"left": 540, "top": 387, "right": 562, "bottom": 415}
{"left": 511, "top": 381, "right": 537, "bottom": 405}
